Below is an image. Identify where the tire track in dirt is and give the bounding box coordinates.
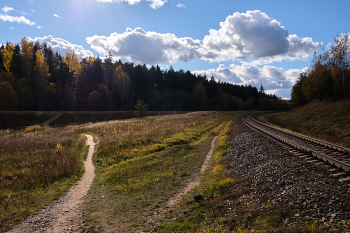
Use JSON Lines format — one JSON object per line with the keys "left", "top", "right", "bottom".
{"left": 144, "top": 132, "right": 221, "bottom": 231}
{"left": 166, "top": 133, "right": 220, "bottom": 207}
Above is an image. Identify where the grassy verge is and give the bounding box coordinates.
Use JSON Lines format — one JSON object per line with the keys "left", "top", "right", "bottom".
{"left": 0, "top": 111, "right": 53, "bottom": 130}
{"left": 0, "top": 129, "right": 87, "bottom": 232}
{"left": 81, "top": 112, "right": 245, "bottom": 232}
{"left": 259, "top": 100, "right": 350, "bottom": 148}
{"left": 49, "top": 111, "right": 189, "bottom": 127}
{"left": 154, "top": 114, "right": 329, "bottom": 233}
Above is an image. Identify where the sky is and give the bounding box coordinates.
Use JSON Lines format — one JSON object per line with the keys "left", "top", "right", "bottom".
{"left": 1, "top": 0, "right": 349, "bottom": 99}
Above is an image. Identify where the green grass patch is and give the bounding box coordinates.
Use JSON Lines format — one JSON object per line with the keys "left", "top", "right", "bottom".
{"left": 82, "top": 112, "right": 242, "bottom": 232}
{"left": 49, "top": 111, "right": 189, "bottom": 127}
{"left": 24, "top": 124, "right": 46, "bottom": 132}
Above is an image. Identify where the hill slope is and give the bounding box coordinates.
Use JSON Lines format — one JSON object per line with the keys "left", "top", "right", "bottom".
{"left": 262, "top": 100, "right": 350, "bottom": 148}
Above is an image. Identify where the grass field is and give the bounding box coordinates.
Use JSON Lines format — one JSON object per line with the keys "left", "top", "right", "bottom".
{"left": 0, "top": 111, "right": 53, "bottom": 129}
{"left": 260, "top": 99, "right": 350, "bottom": 148}
{"left": 4, "top": 108, "right": 339, "bottom": 232}
{"left": 76, "top": 111, "right": 247, "bottom": 232}
{"left": 0, "top": 127, "right": 87, "bottom": 232}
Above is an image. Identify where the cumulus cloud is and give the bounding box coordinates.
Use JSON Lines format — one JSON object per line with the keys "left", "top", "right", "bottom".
{"left": 84, "top": 11, "right": 318, "bottom": 66}
{"left": 2, "top": 6, "right": 14, "bottom": 12}
{"left": 0, "top": 13, "right": 36, "bottom": 26}
{"left": 29, "top": 35, "right": 94, "bottom": 58}
{"left": 203, "top": 10, "right": 318, "bottom": 62}
{"left": 177, "top": 4, "right": 185, "bottom": 8}
{"left": 86, "top": 27, "right": 215, "bottom": 65}
{"left": 95, "top": 0, "right": 167, "bottom": 9}
{"left": 53, "top": 14, "right": 62, "bottom": 18}
{"left": 193, "top": 64, "right": 309, "bottom": 98}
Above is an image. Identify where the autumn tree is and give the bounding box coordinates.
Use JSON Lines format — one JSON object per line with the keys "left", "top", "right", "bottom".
{"left": 291, "top": 72, "right": 307, "bottom": 107}
{"left": 62, "top": 50, "right": 81, "bottom": 88}
{"left": 0, "top": 81, "right": 18, "bottom": 110}
{"left": 114, "top": 65, "right": 131, "bottom": 110}
{"left": 88, "top": 90, "right": 102, "bottom": 111}
{"left": 330, "top": 33, "right": 350, "bottom": 99}
{"left": 2, "top": 42, "right": 14, "bottom": 72}
{"left": 20, "top": 38, "right": 34, "bottom": 104}
{"left": 34, "top": 50, "right": 50, "bottom": 110}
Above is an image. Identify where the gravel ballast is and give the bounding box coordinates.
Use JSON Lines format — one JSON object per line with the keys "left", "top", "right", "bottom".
{"left": 224, "top": 117, "right": 350, "bottom": 230}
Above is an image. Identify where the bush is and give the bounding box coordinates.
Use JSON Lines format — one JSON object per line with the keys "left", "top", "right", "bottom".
{"left": 25, "top": 124, "right": 46, "bottom": 132}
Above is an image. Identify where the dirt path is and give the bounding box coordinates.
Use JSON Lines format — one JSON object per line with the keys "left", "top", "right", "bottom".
{"left": 41, "top": 112, "right": 62, "bottom": 128}
{"left": 166, "top": 133, "right": 220, "bottom": 207}
{"left": 7, "top": 134, "right": 97, "bottom": 233}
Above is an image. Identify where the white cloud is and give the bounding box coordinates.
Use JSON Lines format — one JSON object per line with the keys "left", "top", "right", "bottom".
{"left": 95, "top": 0, "right": 167, "bottom": 9}
{"left": 37, "top": 26, "right": 42, "bottom": 29}
{"left": 192, "top": 64, "right": 309, "bottom": 98}
{"left": 202, "top": 10, "right": 318, "bottom": 62}
{"left": 86, "top": 27, "right": 214, "bottom": 65}
{"left": 31, "top": 9, "right": 35, "bottom": 12}
{"left": 0, "top": 13, "right": 36, "bottom": 26}
{"left": 10, "top": 26, "right": 14, "bottom": 30}
{"left": 29, "top": 35, "right": 94, "bottom": 58}
{"left": 2, "top": 6, "right": 14, "bottom": 12}
{"left": 53, "top": 14, "right": 62, "bottom": 18}
{"left": 28, "top": 1, "right": 34, "bottom": 3}
{"left": 177, "top": 4, "right": 185, "bottom": 8}
{"left": 84, "top": 11, "right": 318, "bottom": 66}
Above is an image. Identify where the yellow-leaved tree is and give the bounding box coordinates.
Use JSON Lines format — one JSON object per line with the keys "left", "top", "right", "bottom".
{"left": 2, "top": 42, "right": 15, "bottom": 72}
{"left": 114, "top": 65, "right": 130, "bottom": 110}
{"left": 20, "top": 38, "right": 34, "bottom": 100}
{"left": 35, "top": 50, "right": 50, "bottom": 110}
{"left": 62, "top": 50, "right": 81, "bottom": 80}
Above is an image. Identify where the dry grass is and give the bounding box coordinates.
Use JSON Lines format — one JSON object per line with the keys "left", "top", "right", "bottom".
{"left": 0, "top": 127, "right": 86, "bottom": 232}
{"left": 81, "top": 111, "right": 240, "bottom": 232}
{"left": 261, "top": 99, "right": 350, "bottom": 148}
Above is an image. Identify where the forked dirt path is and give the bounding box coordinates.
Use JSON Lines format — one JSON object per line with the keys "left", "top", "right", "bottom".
{"left": 7, "top": 134, "right": 97, "bottom": 233}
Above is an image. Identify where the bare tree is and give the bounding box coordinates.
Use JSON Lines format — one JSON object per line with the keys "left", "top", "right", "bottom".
{"left": 330, "top": 34, "right": 350, "bottom": 99}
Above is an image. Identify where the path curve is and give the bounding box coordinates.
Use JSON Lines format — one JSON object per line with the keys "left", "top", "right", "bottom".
{"left": 7, "top": 134, "right": 97, "bottom": 233}
{"left": 41, "top": 112, "right": 62, "bottom": 128}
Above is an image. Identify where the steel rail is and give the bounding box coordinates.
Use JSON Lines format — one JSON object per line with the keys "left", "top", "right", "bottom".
{"left": 242, "top": 114, "right": 350, "bottom": 173}
{"left": 248, "top": 114, "right": 350, "bottom": 154}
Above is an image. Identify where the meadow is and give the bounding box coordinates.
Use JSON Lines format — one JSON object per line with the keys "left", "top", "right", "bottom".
{"left": 74, "top": 111, "right": 246, "bottom": 232}
{"left": 0, "top": 126, "right": 87, "bottom": 232}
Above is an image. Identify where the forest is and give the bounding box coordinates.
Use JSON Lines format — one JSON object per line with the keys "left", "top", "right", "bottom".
{"left": 291, "top": 33, "right": 350, "bottom": 107}
{"left": 0, "top": 38, "right": 290, "bottom": 112}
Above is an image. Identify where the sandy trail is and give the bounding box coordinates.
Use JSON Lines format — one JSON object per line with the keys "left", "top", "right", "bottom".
{"left": 7, "top": 134, "right": 97, "bottom": 233}
{"left": 48, "top": 134, "right": 97, "bottom": 232}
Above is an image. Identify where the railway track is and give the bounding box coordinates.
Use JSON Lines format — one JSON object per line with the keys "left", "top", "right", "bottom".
{"left": 243, "top": 113, "right": 350, "bottom": 182}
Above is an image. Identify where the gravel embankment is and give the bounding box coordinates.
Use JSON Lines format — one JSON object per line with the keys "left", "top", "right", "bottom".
{"left": 225, "top": 117, "right": 350, "bottom": 230}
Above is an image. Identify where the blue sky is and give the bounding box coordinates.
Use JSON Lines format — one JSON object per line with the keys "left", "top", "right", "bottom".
{"left": 1, "top": 0, "right": 349, "bottom": 99}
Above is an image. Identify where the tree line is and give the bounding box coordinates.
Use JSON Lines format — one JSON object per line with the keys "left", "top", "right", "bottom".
{"left": 291, "top": 34, "right": 350, "bottom": 107}
{"left": 0, "top": 38, "right": 290, "bottom": 111}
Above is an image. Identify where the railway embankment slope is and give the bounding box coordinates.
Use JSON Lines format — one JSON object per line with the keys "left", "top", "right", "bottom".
{"left": 262, "top": 100, "right": 350, "bottom": 148}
